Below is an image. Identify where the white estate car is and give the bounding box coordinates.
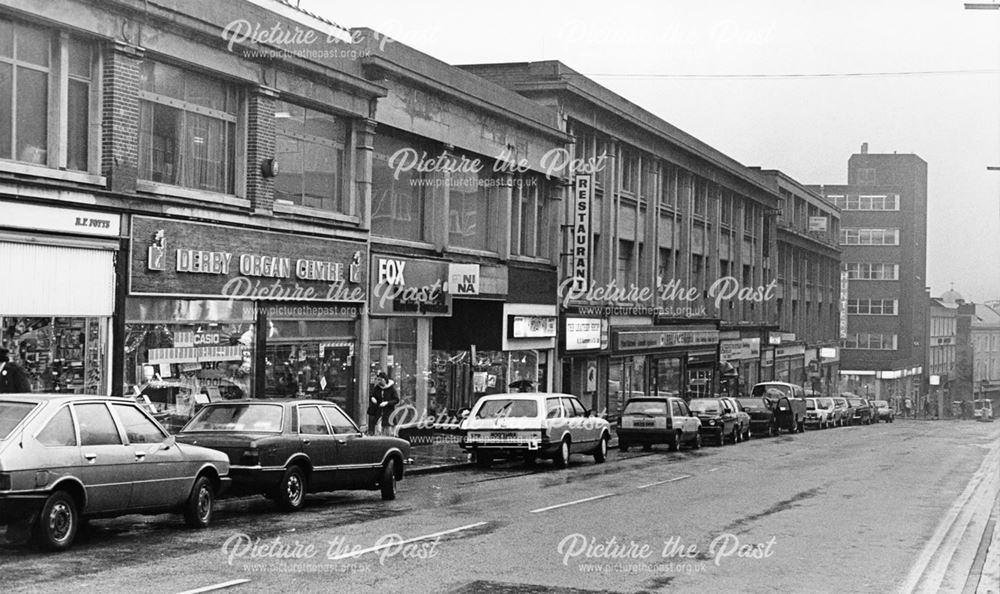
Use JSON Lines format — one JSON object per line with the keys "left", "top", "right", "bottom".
{"left": 459, "top": 393, "right": 611, "bottom": 468}
{"left": 804, "top": 397, "right": 834, "bottom": 429}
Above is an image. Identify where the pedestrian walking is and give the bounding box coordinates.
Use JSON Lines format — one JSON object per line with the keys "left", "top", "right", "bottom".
{"left": 368, "top": 372, "right": 400, "bottom": 435}
{"left": 903, "top": 397, "right": 912, "bottom": 419}
{"left": 0, "top": 347, "right": 31, "bottom": 393}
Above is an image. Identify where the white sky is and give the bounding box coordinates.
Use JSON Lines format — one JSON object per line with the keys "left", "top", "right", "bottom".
{"left": 301, "top": 0, "right": 1000, "bottom": 302}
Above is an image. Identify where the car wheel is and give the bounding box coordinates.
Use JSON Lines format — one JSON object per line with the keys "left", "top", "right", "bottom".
{"left": 554, "top": 438, "right": 571, "bottom": 468}
{"left": 732, "top": 427, "right": 739, "bottom": 444}
{"left": 34, "top": 490, "right": 78, "bottom": 551}
{"left": 183, "top": 475, "right": 215, "bottom": 528}
{"left": 380, "top": 458, "right": 397, "bottom": 500}
{"left": 744, "top": 427, "right": 751, "bottom": 441}
{"left": 768, "top": 422, "right": 776, "bottom": 437}
{"left": 668, "top": 431, "right": 681, "bottom": 452}
{"left": 275, "top": 465, "right": 307, "bottom": 511}
{"left": 692, "top": 432, "right": 702, "bottom": 449}
{"left": 594, "top": 434, "right": 608, "bottom": 463}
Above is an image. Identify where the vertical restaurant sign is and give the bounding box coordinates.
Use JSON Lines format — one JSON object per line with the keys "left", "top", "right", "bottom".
{"left": 131, "top": 216, "right": 367, "bottom": 302}
{"left": 571, "top": 174, "right": 593, "bottom": 292}
{"left": 840, "top": 270, "right": 849, "bottom": 339}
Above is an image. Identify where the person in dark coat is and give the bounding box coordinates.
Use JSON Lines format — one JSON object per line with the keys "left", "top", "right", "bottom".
{"left": 368, "top": 372, "right": 400, "bottom": 435}
{"left": 0, "top": 347, "right": 31, "bottom": 393}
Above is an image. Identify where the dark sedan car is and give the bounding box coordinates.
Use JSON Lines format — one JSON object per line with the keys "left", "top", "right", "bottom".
{"left": 176, "top": 400, "right": 411, "bottom": 509}
{"left": 737, "top": 397, "right": 779, "bottom": 437}
{"left": 689, "top": 398, "right": 739, "bottom": 445}
{"left": 847, "top": 397, "right": 873, "bottom": 425}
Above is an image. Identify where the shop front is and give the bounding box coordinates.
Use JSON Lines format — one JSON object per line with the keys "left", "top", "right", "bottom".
{"left": 503, "top": 262, "right": 559, "bottom": 394}
{"left": 128, "top": 216, "right": 367, "bottom": 428}
{"left": 773, "top": 343, "right": 806, "bottom": 385}
{"left": 720, "top": 337, "right": 762, "bottom": 395}
{"left": 0, "top": 200, "right": 121, "bottom": 395}
{"left": 369, "top": 254, "right": 451, "bottom": 416}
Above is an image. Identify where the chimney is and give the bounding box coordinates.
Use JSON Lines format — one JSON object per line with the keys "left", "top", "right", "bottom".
{"left": 860, "top": 142, "right": 868, "bottom": 154}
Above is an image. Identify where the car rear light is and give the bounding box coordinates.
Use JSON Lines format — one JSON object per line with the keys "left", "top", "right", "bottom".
{"left": 240, "top": 449, "right": 260, "bottom": 466}
{"left": 0, "top": 473, "right": 10, "bottom": 491}
{"left": 665, "top": 417, "right": 672, "bottom": 429}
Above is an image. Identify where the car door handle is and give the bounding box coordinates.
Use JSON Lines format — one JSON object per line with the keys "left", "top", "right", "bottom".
{"left": 336, "top": 439, "right": 347, "bottom": 444}
{"left": 135, "top": 451, "right": 146, "bottom": 461}
{"left": 84, "top": 453, "right": 97, "bottom": 461}
{"left": 302, "top": 439, "right": 310, "bottom": 446}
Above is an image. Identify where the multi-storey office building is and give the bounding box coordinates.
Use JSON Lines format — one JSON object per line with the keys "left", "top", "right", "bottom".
{"left": 461, "top": 61, "right": 782, "bottom": 417}
{"left": 754, "top": 169, "right": 842, "bottom": 394}
{"left": 813, "top": 148, "right": 928, "bottom": 404}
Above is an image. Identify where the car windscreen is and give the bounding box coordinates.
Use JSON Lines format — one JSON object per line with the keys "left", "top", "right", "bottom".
{"left": 182, "top": 404, "right": 284, "bottom": 433}
{"left": 623, "top": 400, "right": 668, "bottom": 416}
{"left": 689, "top": 400, "right": 720, "bottom": 413}
{"left": 753, "top": 385, "right": 789, "bottom": 398}
{"left": 872, "top": 401, "right": 888, "bottom": 407}
{"left": 475, "top": 399, "right": 538, "bottom": 419}
{"left": 848, "top": 399, "right": 864, "bottom": 407}
{"left": 0, "top": 401, "right": 36, "bottom": 440}
{"left": 737, "top": 399, "right": 766, "bottom": 411}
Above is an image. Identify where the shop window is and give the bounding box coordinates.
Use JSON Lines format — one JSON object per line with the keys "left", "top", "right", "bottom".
{"left": 37, "top": 406, "right": 77, "bottom": 447}
{"left": 123, "top": 299, "right": 255, "bottom": 431}
{"left": 264, "top": 318, "right": 356, "bottom": 414}
{"left": 0, "top": 18, "right": 96, "bottom": 171}
{"left": 372, "top": 129, "right": 428, "bottom": 241}
{"left": 1, "top": 316, "right": 109, "bottom": 394}
{"left": 369, "top": 317, "right": 419, "bottom": 408}
{"left": 275, "top": 100, "right": 349, "bottom": 214}
{"left": 138, "top": 60, "right": 239, "bottom": 194}
{"left": 655, "top": 357, "right": 682, "bottom": 396}
{"left": 75, "top": 403, "right": 121, "bottom": 446}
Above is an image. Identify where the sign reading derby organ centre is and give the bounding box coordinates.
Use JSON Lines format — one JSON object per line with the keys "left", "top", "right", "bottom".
{"left": 131, "top": 217, "right": 367, "bottom": 301}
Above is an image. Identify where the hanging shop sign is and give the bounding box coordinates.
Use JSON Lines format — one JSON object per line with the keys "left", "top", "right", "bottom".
{"left": 370, "top": 256, "right": 451, "bottom": 316}
{"left": 565, "top": 317, "right": 602, "bottom": 351}
{"left": 720, "top": 338, "right": 761, "bottom": 362}
{"left": 448, "top": 263, "right": 480, "bottom": 295}
{"left": 839, "top": 270, "right": 849, "bottom": 339}
{"left": 508, "top": 315, "right": 558, "bottom": 339}
{"left": 570, "top": 174, "right": 593, "bottom": 293}
{"left": 130, "top": 216, "right": 367, "bottom": 302}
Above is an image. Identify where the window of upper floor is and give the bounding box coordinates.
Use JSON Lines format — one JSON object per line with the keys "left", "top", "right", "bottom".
{"left": 274, "top": 99, "right": 352, "bottom": 216}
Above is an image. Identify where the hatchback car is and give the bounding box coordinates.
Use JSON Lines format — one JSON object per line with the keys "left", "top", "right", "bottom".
{"left": 176, "top": 400, "right": 410, "bottom": 508}
{"left": 871, "top": 400, "right": 895, "bottom": 423}
{"left": 459, "top": 393, "right": 610, "bottom": 468}
{"left": 618, "top": 396, "right": 702, "bottom": 451}
{"left": 688, "top": 398, "right": 739, "bottom": 445}
{"left": 804, "top": 398, "right": 834, "bottom": 429}
{"left": 0, "top": 394, "right": 231, "bottom": 550}
{"left": 847, "top": 398, "right": 873, "bottom": 425}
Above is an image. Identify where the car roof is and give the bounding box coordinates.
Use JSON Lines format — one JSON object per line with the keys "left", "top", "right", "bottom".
{"left": 474, "top": 392, "right": 575, "bottom": 401}
{"left": 0, "top": 393, "right": 136, "bottom": 405}
{"left": 198, "top": 399, "right": 335, "bottom": 407}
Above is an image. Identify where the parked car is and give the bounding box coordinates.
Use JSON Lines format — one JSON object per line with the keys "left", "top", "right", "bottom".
{"left": 617, "top": 396, "right": 702, "bottom": 451}
{"left": 459, "top": 393, "right": 610, "bottom": 468}
{"left": 871, "top": 400, "right": 895, "bottom": 423}
{"left": 972, "top": 399, "right": 994, "bottom": 422}
{"left": 832, "top": 397, "right": 851, "bottom": 427}
{"left": 176, "top": 400, "right": 409, "bottom": 508}
{"left": 736, "top": 397, "right": 779, "bottom": 437}
{"left": 847, "top": 397, "right": 873, "bottom": 425}
{"left": 0, "top": 394, "right": 231, "bottom": 551}
{"left": 804, "top": 398, "right": 834, "bottom": 429}
{"left": 688, "top": 398, "right": 739, "bottom": 445}
{"left": 751, "top": 382, "right": 806, "bottom": 433}
{"left": 721, "top": 397, "right": 752, "bottom": 441}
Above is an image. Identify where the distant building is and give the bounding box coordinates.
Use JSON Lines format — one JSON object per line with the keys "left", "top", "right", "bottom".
{"left": 812, "top": 147, "right": 929, "bottom": 404}
{"left": 927, "top": 296, "right": 959, "bottom": 413}
{"left": 956, "top": 302, "right": 1000, "bottom": 403}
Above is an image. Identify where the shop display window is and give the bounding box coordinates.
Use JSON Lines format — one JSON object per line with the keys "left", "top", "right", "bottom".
{"left": 429, "top": 349, "right": 508, "bottom": 414}
{"left": 123, "top": 298, "right": 255, "bottom": 432}
{"left": 263, "top": 318, "right": 355, "bottom": 416}
{"left": 654, "top": 357, "right": 682, "bottom": 397}
{"left": 369, "top": 318, "right": 419, "bottom": 408}
{"left": 1, "top": 316, "right": 109, "bottom": 394}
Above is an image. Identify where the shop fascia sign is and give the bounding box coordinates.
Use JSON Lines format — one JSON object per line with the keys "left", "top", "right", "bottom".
{"left": 509, "top": 315, "right": 558, "bottom": 339}
{"left": 447, "top": 263, "right": 480, "bottom": 295}
{"left": 557, "top": 275, "right": 777, "bottom": 310}
{"left": 720, "top": 338, "right": 761, "bottom": 362}
{"left": 0, "top": 199, "right": 121, "bottom": 237}
{"left": 131, "top": 217, "right": 367, "bottom": 302}
{"left": 775, "top": 344, "right": 806, "bottom": 358}
{"left": 565, "top": 317, "right": 603, "bottom": 351}
{"left": 371, "top": 256, "right": 451, "bottom": 316}
{"left": 615, "top": 328, "right": 720, "bottom": 352}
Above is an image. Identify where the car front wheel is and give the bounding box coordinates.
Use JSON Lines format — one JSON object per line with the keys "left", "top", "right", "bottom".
{"left": 275, "top": 465, "right": 307, "bottom": 511}
{"left": 183, "top": 475, "right": 215, "bottom": 528}
{"left": 34, "top": 490, "right": 78, "bottom": 551}
{"left": 692, "top": 432, "right": 702, "bottom": 449}
{"left": 380, "top": 459, "right": 397, "bottom": 500}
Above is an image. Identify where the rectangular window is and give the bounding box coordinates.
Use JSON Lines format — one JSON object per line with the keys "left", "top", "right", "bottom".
{"left": 839, "top": 228, "right": 899, "bottom": 245}
{"left": 617, "top": 240, "right": 635, "bottom": 287}
{"left": 275, "top": 100, "right": 349, "bottom": 214}
{"left": 857, "top": 168, "right": 876, "bottom": 185}
{"left": 841, "top": 333, "right": 897, "bottom": 350}
{"left": 139, "top": 61, "right": 238, "bottom": 194}
{"left": 693, "top": 178, "right": 707, "bottom": 218}
{"left": 621, "top": 150, "right": 638, "bottom": 194}
{"left": 510, "top": 174, "right": 549, "bottom": 259}
{"left": 448, "top": 152, "right": 498, "bottom": 252}
{"left": 657, "top": 247, "right": 673, "bottom": 287}
{"left": 845, "top": 263, "right": 899, "bottom": 280}
{"left": 846, "top": 299, "right": 898, "bottom": 315}
{"left": 0, "top": 20, "right": 95, "bottom": 171}
{"left": 372, "top": 129, "right": 429, "bottom": 242}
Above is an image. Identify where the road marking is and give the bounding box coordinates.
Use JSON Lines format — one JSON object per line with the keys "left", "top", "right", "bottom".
{"left": 327, "top": 522, "right": 488, "bottom": 560}
{"left": 176, "top": 579, "right": 251, "bottom": 594}
{"left": 529, "top": 494, "right": 614, "bottom": 513}
{"left": 708, "top": 467, "right": 719, "bottom": 472}
{"left": 636, "top": 474, "right": 693, "bottom": 490}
